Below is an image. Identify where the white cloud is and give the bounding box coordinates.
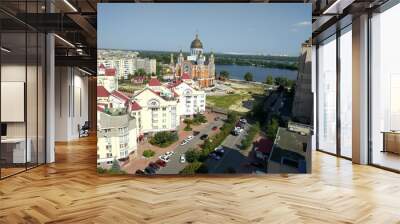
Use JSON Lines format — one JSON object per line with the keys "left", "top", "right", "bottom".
{"left": 295, "top": 21, "right": 311, "bottom": 27}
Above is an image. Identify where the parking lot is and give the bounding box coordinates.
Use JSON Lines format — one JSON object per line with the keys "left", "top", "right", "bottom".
{"left": 121, "top": 111, "right": 226, "bottom": 174}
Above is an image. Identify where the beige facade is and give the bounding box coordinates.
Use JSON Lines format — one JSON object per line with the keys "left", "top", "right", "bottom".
{"left": 130, "top": 88, "right": 179, "bottom": 135}
{"left": 97, "top": 112, "right": 138, "bottom": 168}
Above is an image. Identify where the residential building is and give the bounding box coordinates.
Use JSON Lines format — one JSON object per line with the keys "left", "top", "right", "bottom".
{"left": 292, "top": 40, "right": 313, "bottom": 124}
{"left": 97, "top": 64, "right": 118, "bottom": 92}
{"left": 267, "top": 122, "right": 312, "bottom": 173}
{"left": 97, "top": 111, "right": 138, "bottom": 168}
{"left": 129, "top": 79, "right": 180, "bottom": 135}
{"left": 171, "top": 81, "right": 206, "bottom": 117}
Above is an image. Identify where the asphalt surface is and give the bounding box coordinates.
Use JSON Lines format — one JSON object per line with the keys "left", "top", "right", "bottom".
{"left": 157, "top": 117, "right": 225, "bottom": 174}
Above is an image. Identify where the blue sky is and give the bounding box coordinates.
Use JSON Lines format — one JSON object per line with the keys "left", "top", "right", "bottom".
{"left": 98, "top": 3, "right": 311, "bottom": 56}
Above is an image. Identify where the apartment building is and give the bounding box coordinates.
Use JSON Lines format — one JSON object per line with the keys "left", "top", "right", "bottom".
{"left": 97, "top": 111, "right": 138, "bottom": 167}
{"left": 171, "top": 81, "right": 206, "bottom": 117}
{"left": 98, "top": 64, "right": 118, "bottom": 92}
{"left": 98, "top": 57, "right": 157, "bottom": 79}
{"left": 130, "top": 87, "right": 179, "bottom": 135}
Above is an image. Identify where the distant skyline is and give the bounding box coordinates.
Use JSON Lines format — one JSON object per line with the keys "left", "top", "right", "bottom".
{"left": 98, "top": 3, "right": 311, "bottom": 56}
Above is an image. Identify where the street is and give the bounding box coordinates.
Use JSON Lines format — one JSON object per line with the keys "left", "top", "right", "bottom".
{"left": 157, "top": 116, "right": 225, "bottom": 174}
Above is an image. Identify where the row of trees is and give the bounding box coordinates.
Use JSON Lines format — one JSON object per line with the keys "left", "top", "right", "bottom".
{"left": 180, "top": 112, "right": 239, "bottom": 174}
{"left": 219, "top": 70, "right": 295, "bottom": 88}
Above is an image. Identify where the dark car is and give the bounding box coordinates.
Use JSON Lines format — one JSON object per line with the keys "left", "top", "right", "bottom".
{"left": 212, "top": 126, "right": 218, "bottom": 131}
{"left": 135, "top": 169, "right": 145, "bottom": 175}
{"left": 200, "top": 134, "right": 209, "bottom": 140}
{"left": 193, "top": 131, "right": 200, "bottom": 136}
{"left": 209, "top": 152, "right": 221, "bottom": 160}
{"left": 156, "top": 159, "right": 166, "bottom": 167}
{"left": 149, "top": 162, "right": 160, "bottom": 170}
{"left": 144, "top": 167, "right": 156, "bottom": 174}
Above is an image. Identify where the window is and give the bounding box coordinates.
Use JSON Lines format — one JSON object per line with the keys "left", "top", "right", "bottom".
{"left": 162, "top": 107, "right": 166, "bottom": 111}
{"left": 106, "top": 145, "right": 112, "bottom": 150}
{"left": 317, "top": 34, "right": 337, "bottom": 154}
{"left": 107, "top": 153, "right": 113, "bottom": 158}
{"left": 370, "top": 3, "right": 400, "bottom": 171}
{"left": 339, "top": 25, "right": 352, "bottom": 158}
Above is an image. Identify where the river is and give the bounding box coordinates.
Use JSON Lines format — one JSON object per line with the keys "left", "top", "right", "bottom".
{"left": 215, "top": 64, "right": 298, "bottom": 82}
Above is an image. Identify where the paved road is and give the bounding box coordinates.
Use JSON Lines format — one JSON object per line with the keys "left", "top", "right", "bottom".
{"left": 157, "top": 117, "right": 225, "bottom": 174}
{"left": 205, "top": 123, "right": 250, "bottom": 173}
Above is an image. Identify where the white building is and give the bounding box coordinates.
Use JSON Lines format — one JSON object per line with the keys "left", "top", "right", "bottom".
{"left": 97, "top": 111, "right": 138, "bottom": 168}
{"left": 97, "top": 64, "right": 118, "bottom": 92}
{"left": 171, "top": 81, "right": 206, "bottom": 117}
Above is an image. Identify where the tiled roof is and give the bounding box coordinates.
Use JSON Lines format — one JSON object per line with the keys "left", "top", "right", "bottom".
{"left": 99, "top": 64, "right": 105, "bottom": 69}
{"left": 97, "top": 105, "right": 105, "bottom": 112}
{"left": 105, "top": 68, "right": 116, "bottom": 76}
{"left": 111, "top": 90, "right": 130, "bottom": 103}
{"left": 130, "top": 101, "right": 142, "bottom": 111}
{"left": 148, "top": 77, "right": 161, "bottom": 86}
{"left": 97, "top": 86, "right": 111, "bottom": 97}
{"left": 255, "top": 138, "right": 273, "bottom": 154}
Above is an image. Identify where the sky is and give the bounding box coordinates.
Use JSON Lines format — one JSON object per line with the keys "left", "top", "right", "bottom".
{"left": 98, "top": 4, "right": 311, "bottom": 56}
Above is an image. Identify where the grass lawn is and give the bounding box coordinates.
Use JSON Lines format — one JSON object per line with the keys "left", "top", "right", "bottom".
{"left": 207, "top": 94, "right": 245, "bottom": 109}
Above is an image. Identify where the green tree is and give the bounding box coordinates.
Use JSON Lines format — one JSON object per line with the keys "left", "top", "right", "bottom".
{"left": 266, "top": 118, "right": 279, "bottom": 140}
{"left": 185, "top": 149, "right": 200, "bottom": 163}
{"left": 143, "top": 149, "right": 155, "bottom": 158}
{"left": 266, "top": 75, "right": 274, "bottom": 85}
{"left": 244, "top": 72, "right": 253, "bottom": 81}
{"left": 149, "top": 131, "right": 178, "bottom": 147}
{"left": 135, "top": 68, "right": 146, "bottom": 76}
{"left": 219, "top": 70, "right": 230, "bottom": 80}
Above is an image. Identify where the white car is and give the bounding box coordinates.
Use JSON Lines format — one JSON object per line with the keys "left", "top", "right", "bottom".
{"left": 180, "top": 140, "right": 188, "bottom": 146}
{"left": 239, "top": 118, "right": 247, "bottom": 124}
{"left": 186, "top": 135, "right": 194, "bottom": 141}
{"left": 214, "top": 146, "right": 223, "bottom": 151}
{"left": 180, "top": 154, "right": 186, "bottom": 163}
{"left": 165, "top": 151, "right": 174, "bottom": 157}
{"left": 159, "top": 155, "right": 170, "bottom": 162}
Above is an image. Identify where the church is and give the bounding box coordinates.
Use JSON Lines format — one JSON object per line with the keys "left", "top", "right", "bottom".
{"left": 171, "top": 34, "right": 215, "bottom": 88}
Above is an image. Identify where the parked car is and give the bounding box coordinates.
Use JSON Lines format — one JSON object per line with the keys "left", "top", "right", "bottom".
{"left": 165, "top": 151, "right": 174, "bottom": 157}
{"left": 180, "top": 154, "right": 186, "bottom": 163}
{"left": 214, "top": 117, "right": 220, "bottom": 121}
{"left": 232, "top": 127, "right": 243, "bottom": 136}
{"left": 239, "top": 118, "right": 247, "bottom": 124}
{"left": 156, "top": 159, "right": 166, "bottom": 167}
{"left": 135, "top": 169, "right": 145, "bottom": 175}
{"left": 187, "top": 135, "right": 194, "bottom": 141}
{"left": 212, "top": 126, "right": 218, "bottom": 131}
{"left": 149, "top": 162, "right": 160, "bottom": 170}
{"left": 209, "top": 152, "right": 221, "bottom": 160}
{"left": 193, "top": 131, "right": 200, "bottom": 136}
{"left": 200, "top": 134, "right": 209, "bottom": 140}
{"left": 180, "top": 140, "right": 188, "bottom": 146}
{"left": 144, "top": 167, "right": 155, "bottom": 174}
{"left": 159, "top": 155, "right": 170, "bottom": 162}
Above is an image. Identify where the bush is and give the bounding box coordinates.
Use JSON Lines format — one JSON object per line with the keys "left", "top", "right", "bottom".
{"left": 150, "top": 131, "right": 179, "bottom": 147}
{"left": 266, "top": 118, "right": 279, "bottom": 140}
{"left": 193, "top": 113, "right": 207, "bottom": 124}
{"left": 185, "top": 149, "right": 200, "bottom": 163}
{"left": 180, "top": 162, "right": 203, "bottom": 174}
{"left": 97, "top": 167, "right": 107, "bottom": 174}
{"left": 240, "top": 122, "right": 260, "bottom": 150}
{"left": 142, "top": 149, "right": 155, "bottom": 158}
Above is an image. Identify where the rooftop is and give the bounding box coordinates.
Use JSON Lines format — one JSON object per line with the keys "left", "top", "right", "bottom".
{"left": 97, "top": 86, "right": 111, "bottom": 98}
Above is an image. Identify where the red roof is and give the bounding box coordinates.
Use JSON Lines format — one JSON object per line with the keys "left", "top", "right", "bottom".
{"left": 181, "top": 73, "right": 190, "bottom": 80}
{"left": 130, "top": 101, "right": 142, "bottom": 111}
{"left": 99, "top": 64, "right": 105, "bottom": 69}
{"left": 105, "top": 68, "right": 116, "bottom": 76}
{"left": 97, "top": 86, "right": 111, "bottom": 97}
{"left": 97, "top": 105, "right": 105, "bottom": 112}
{"left": 111, "top": 90, "right": 130, "bottom": 103}
{"left": 172, "top": 89, "right": 179, "bottom": 97}
{"left": 255, "top": 138, "right": 273, "bottom": 154}
{"left": 148, "top": 77, "right": 161, "bottom": 86}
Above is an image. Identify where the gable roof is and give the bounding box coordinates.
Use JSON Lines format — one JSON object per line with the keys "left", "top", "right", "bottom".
{"left": 254, "top": 138, "right": 273, "bottom": 154}
{"left": 105, "top": 68, "right": 116, "bottom": 76}
{"left": 97, "top": 86, "right": 111, "bottom": 97}
{"left": 148, "top": 77, "right": 161, "bottom": 86}
{"left": 111, "top": 90, "right": 130, "bottom": 103}
{"left": 130, "top": 101, "right": 142, "bottom": 111}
